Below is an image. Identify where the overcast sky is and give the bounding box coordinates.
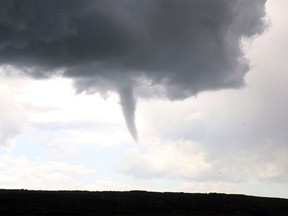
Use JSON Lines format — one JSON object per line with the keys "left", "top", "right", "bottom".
{"left": 0, "top": 0, "right": 288, "bottom": 198}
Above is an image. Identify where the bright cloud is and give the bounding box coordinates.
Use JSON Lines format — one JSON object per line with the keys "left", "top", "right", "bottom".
{"left": 0, "top": 78, "right": 26, "bottom": 148}
{"left": 0, "top": 154, "right": 94, "bottom": 190}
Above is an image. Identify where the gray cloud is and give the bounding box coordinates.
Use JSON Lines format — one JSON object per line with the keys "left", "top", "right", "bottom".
{"left": 0, "top": 0, "right": 267, "bottom": 139}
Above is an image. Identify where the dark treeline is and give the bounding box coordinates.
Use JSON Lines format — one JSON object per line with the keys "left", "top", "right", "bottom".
{"left": 1, "top": 189, "right": 288, "bottom": 215}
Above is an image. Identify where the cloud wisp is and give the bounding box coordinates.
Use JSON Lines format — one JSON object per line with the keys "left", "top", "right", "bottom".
{"left": 0, "top": 0, "right": 267, "bottom": 140}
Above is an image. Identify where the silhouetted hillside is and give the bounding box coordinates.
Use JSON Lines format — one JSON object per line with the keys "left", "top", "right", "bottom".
{"left": 0, "top": 189, "right": 288, "bottom": 215}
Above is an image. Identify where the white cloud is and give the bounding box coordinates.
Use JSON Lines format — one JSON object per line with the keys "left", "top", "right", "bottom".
{"left": 0, "top": 76, "right": 135, "bottom": 158}
{"left": 39, "top": 128, "right": 135, "bottom": 160}
{"left": 0, "top": 153, "right": 165, "bottom": 192}
{"left": 0, "top": 77, "right": 27, "bottom": 148}
{"left": 16, "top": 77, "right": 123, "bottom": 127}
{"left": 118, "top": 133, "right": 288, "bottom": 183}
{"left": 0, "top": 155, "right": 94, "bottom": 190}
{"left": 174, "top": 181, "right": 236, "bottom": 194}
{"left": 118, "top": 138, "right": 211, "bottom": 180}
{"left": 83, "top": 179, "right": 156, "bottom": 192}
{"left": 0, "top": 154, "right": 94, "bottom": 190}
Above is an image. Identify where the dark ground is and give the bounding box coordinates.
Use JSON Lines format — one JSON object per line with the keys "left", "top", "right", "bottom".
{"left": 0, "top": 189, "right": 288, "bottom": 215}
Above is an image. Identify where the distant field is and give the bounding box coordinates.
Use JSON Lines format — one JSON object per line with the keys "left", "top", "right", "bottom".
{"left": 0, "top": 189, "right": 288, "bottom": 215}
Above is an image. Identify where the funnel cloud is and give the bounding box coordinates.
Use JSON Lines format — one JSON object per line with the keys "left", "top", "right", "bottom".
{"left": 119, "top": 86, "right": 138, "bottom": 142}
{"left": 0, "top": 0, "right": 268, "bottom": 140}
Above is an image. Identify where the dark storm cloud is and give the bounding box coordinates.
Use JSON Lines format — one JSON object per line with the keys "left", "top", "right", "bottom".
{"left": 0, "top": 0, "right": 267, "bottom": 97}
{"left": 0, "top": 0, "right": 267, "bottom": 140}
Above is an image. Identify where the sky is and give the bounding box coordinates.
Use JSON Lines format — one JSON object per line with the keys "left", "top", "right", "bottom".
{"left": 0, "top": 0, "right": 288, "bottom": 198}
